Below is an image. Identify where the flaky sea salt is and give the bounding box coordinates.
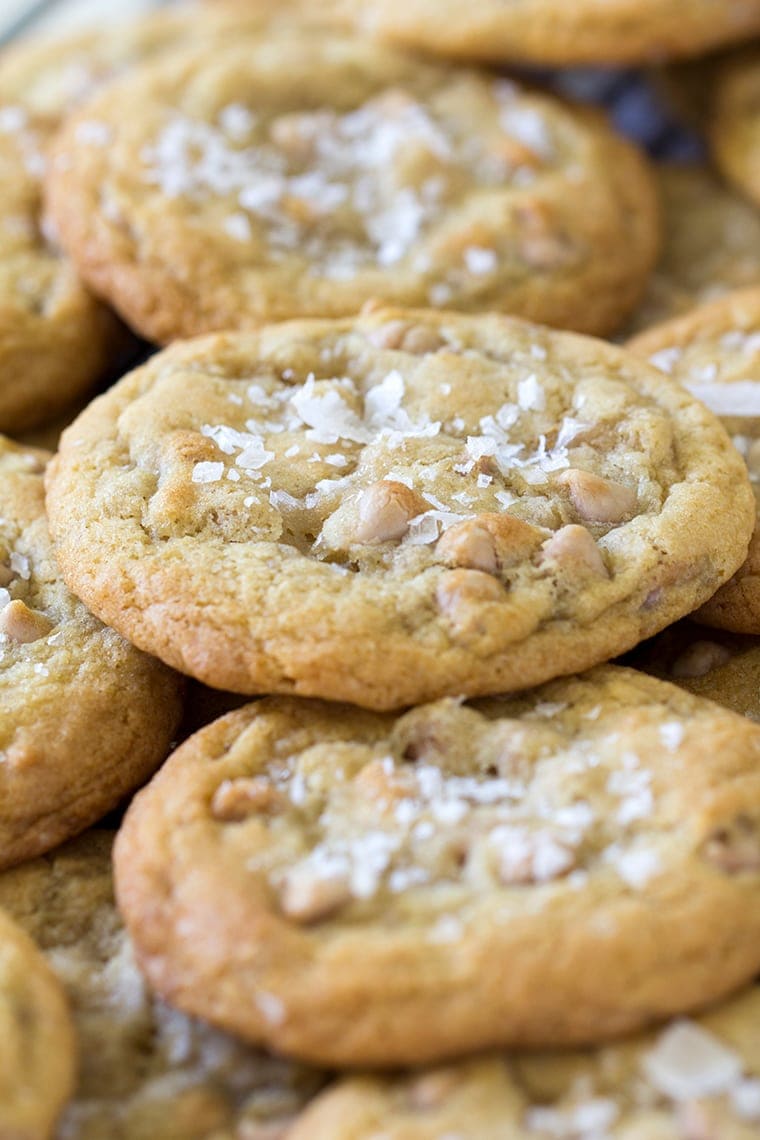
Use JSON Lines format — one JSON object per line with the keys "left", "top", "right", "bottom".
{"left": 191, "top": 461, "right": 225, "bottom": 484}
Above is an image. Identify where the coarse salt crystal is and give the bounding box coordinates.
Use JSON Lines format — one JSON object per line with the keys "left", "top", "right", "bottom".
{"left": 659, "top": 722, "right": 685, "bottom": 751}
{"left": 9, "top": 553, "right": 29, "bottom": 579}
{"left": 464, "top": 246, "right": 498, "bottom": 276}
{"left": 643, "top": 1021, "right": 743, "bottom": 1101}
{"left": 191, "top": 461, "right": 225, "bottom": 484}
{"left": 517, "top": 374, "right": 546, "bottom": 412}
{"left": 223, "top": 212, "right": 253, "bottom": 242}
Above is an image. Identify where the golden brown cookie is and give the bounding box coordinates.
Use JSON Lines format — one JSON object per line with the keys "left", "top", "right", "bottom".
{"left": 289, "top": 985, "right": 760, "bottom": 1138}
{"left": 44, "top": 311, "right": 754, "bottom": 709}
{"left": 0, "top": 103, "right": 119, "bottom": 433}
{"left": 629, "top": 287, "right": 760, "bottom": 633}
{"left": 628, "top": 620, "right": 760, "bottom": 722}
{"left": 45, "top": 33, "right": 659, "bottom": 341}
{"left": 624, "top": 164, "right": 760, "bottom": 336}
{"left": 0, "top": 435, "right": 182, "bottom": 869}
{"left": 115, "top": 667, "right": 760, "bottom": 1066}
{"left": 0, "top": 831, "right": 324, "bottom": 1140}
{"left": 710, "top": 48, "right": 760, "bottom": 211}
{"left": 0, "top": 906, "right": 75, "bottom": 1140}
{"left": 346, "top": 0, "right": 760, "bottom": 67}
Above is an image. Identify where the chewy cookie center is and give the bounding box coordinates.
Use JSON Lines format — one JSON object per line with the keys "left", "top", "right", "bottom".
{"left": 132, "top": 66, "right": 570, "bottom": 289}
{"left": 129, "top": 324, "right": 668, "bottom": 591}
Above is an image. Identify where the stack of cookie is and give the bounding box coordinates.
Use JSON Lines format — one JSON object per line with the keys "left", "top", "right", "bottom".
{"left": 5, "top": 1, "right": 760, "bottom": 1135}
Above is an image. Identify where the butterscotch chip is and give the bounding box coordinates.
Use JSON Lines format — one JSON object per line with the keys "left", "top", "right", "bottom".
{"left": 0, "top": 435, "right": 182, "bottom": 869}
{"left": 540, "top": 525, "right": 608, "bottom": 578}
{"left": 44, "top": 33, "right": 659, "bottom": 342}
{"left": 629, "top": 287, "right": 760, "bottom": 634}
{"left": 0, "top": 599, "right": 54, "bottom": 643}
{"left": 44, "top": 309, "right": 753, "bottom": 709}
{"left": 343, "top": 0, "right": 760, "bottom": 66}
{"left": 115, "top": 666, "right": 760, "bottom": 1066}
{"left": 288, "top": 984, "right": 760, "bottom": 1138}
{"left": 556, "top": 469, "right": 636, "bottom": 524}
{"left": 0, "top": 831, "right": 325, "bottom": 1139}
{"left": 0, "top": 907, "right": 74, "bottom": 1140}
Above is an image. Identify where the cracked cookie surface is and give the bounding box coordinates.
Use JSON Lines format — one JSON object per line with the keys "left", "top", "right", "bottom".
{"left": 45, "top": 309, "right": 753, "bottom": 708}
{"left": 0, "top": 905, "right": 74, "bottom": 1140}
{"left": 115, "top": 666, "right": 760, "bottom": 1065}
{"left": 288, "top": 983, "right": 760, "bottom": 1139}
{"left": 0, "top": 831, "right": 324, "bottom": 1140}
{"left": 629, "top": 287, "right": 760, "bottom": 633}
{"left": 0, "top": 435, "right": 182, "bottom": 868}
{"left": 45, "top": 33, "right": 659, "bottom": 342}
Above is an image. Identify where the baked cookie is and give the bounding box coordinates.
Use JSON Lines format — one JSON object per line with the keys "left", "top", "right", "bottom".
{"left": 45, "top": 34, "right": 659, "bottom": 342}
{"left": 0, "top": 100, "right": 119, "bottom": 433}
{"left": 289, "top": 985, "right": 760, "bottom": 1139}
{"left": 346, "top": 0, "right": 760, "bottom": 67}
{"left": 0, "top": 5, "right": 322, "bottom": 122}
{"left": 115, "top": 667, "right": 760, "bottom": 1066}
{"left": 711, "top": 49, "right": 760, "bottom": 211}
{"left": 0, "top": 906, "right": 75, "bottom": 1139}
{"left": 629, "top": 620, "right": 760, "bottom": 722}
{"left": 44, "top": 311, "right": 754, "bottom": 709}
{"left": 629, "top": 287, "right": 760, "bottom": 633}
{"left": 0, "top": 435, "right": 182, "bottom": 869}
{"left": 0, "top": 831, "right": 325, "bottom": 1139}
{"left": 624, "top": 165, "right": 760, "bottom": 335}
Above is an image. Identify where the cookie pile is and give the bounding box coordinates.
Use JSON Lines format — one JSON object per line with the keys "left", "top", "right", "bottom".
{"left": 4, "top": 1, "right": 760, "bottom": 1136}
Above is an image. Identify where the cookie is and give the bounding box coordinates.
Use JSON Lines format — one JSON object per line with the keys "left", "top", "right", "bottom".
{"left": 346, "top": 0, "right": 760, "bottom": 67}
{"left": 0, "top": 5, "right": 315, "bottom": 122}
{"left": 628, "top": 287, "right": 760, "bottom": 633}
{"left": 115, "top": 666, "right": 760, "bottom": 1066}
{"left": 45, "top": 310, "right": 753, "bottom": 709}
{"left": 0, "top": 831, "right": 325, "bottom": 1139}
{"left": 0, "top": 102, "right": 120, "bottom": 433}
{"left": 710, "top": 48, "right": 760, "bottom": 211}
{"left": 0, "top": 435, "right": 182, "bottom": 869}
{"left": 289, "top": 985, "right": 760, "bottom": 1138}
{"left": 45, "top": 33, "right": 659, "bottom": 342}
{"left": 628, "top": 620, "right": 760, "bottom": 723}
{"left": 0, "top": 906, "right": 75, "bottom": 1140}
{"left": 624, "top": 165, "right": 760, "bottom": 335}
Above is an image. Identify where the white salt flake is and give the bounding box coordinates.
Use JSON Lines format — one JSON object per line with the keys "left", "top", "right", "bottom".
{"left": 255, "top": 991, "right": 286, "bottom": 1026}
{"left": 732, "top": 1078, "right": 760, "bottom": 1119}
{"left": 685, "top": 381, "right": 760, "bottom": 417}
{"left": 291, "top": 375, "right": 370, "bottom": 444}
{"left": 9, "top": 553, "right": 29, "bottom": 579}
{"left": 524, "top": 1097, "right": 619, "bottom": 1137}
{"left": 614, "top": 846, "right": 662, "bottom": 889}
{"left": 191, "top": 461, "right": 225, "bottom": 484}
{"left": 649, "top": 346, "right": 682, "bottom": 374}
{"left": 427, "top": 915, "right": 463, "bottom": 944}
{"left": 659, "top": 722, "right": 685, "bottom": 751}
{"left": 643, "top": 1021, "right": 743, "bottom": 1101}
{"left": 218, "top": 103, "right": 256, "bottom": 139}
{"left": 517, "top": 374, "right": 546, "bottom": 412}
{"left": 464, "top": 246, "right": 498, "bottom": 275}
{"left": 223, "top": 212, "right": 253, "bottom": 241}
{"left": 74, "top": 120, "right": 113, "bottom": 146}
